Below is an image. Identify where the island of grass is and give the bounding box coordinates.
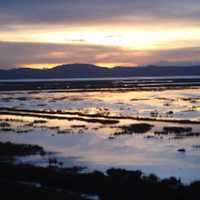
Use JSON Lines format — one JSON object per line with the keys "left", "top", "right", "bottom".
{"left": 115, "top": 123, "right": 154, "bottom": 136}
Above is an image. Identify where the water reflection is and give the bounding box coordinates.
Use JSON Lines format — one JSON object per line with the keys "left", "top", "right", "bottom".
{"left": 0, "top": 88, "right": 200, "bottom": 183}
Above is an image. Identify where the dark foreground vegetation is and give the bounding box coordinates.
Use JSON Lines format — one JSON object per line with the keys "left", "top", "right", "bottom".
{"left": 1, "top": 163, "right": 200, "bottom": 200}
{"left": 0, "top": 141, "right": 45, "bottom": 157}
{"left": 0, "top": 141, "right": 200, "bottom": 200}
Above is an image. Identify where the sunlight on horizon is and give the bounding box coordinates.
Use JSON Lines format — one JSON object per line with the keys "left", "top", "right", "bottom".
{"left": 1, "top": 1, "right": 200, "bottom": 68}
{"left": 24, "top": 62, "right": 138, "bottom": 69}
{"left": 2, "top": 26, "right": 200, "bottom": 68}
{"left": 2, "top": 28, "right": 200, "bottom": 50}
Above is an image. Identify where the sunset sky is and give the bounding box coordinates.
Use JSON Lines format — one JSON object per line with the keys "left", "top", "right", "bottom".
{"left": 0, "top": 0, "right": 200, "bottom": 69}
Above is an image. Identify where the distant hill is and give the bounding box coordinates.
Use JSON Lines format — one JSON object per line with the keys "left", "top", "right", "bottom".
{"left": 0, "top": 63, "right": 200, "bottom": 79}
{"left": 151, "top": 61, "right": 200, "bottom": 67}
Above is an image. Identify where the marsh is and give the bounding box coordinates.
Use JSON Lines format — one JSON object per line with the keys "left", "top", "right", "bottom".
{"left": 0, "top": 78, "right": 200, "bottom": 183}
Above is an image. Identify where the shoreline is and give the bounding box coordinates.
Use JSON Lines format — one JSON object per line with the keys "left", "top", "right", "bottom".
{"left": 1, "top": 77, "right": 200, "bottom": 92}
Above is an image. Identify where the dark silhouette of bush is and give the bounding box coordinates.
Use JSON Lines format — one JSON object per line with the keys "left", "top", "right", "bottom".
{"left": 0, "top": 142, "right": 45, "bottom": 157}
{"left": 0, "top": 163, "right": 199, "bottom": 200}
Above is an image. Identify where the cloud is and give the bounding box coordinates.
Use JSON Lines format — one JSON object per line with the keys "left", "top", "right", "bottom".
{"left": 0, "top": 41, "right": 200, "bottom": 68}
{"left": 0, "top": 1, "right": 199, "bottom": 69}
{"left": 0, "top": 41, "right": 135, "bottom": 67}
{"left": 0, "top": 0, "right": 200, "bottom": 27}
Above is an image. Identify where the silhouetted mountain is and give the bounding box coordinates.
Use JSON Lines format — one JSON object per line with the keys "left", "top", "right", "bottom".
{"left": 0, "top": 63, "right": 200, "bottom": 79}
{"left": 151, "top": 60, "right": 200, "bottom": 67}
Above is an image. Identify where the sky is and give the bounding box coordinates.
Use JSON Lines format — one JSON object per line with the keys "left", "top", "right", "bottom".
{"left": 0, "top": 0, "right": 200, "bottom": 69}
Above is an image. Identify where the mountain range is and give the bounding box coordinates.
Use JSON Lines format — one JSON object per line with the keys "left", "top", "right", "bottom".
{"left": 0, "top": 63, "right": 200, "bottom": 79}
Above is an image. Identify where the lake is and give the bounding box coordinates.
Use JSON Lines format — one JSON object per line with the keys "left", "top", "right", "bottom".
{"left": 0, "top": 77, "right": 200, "bottom": 183}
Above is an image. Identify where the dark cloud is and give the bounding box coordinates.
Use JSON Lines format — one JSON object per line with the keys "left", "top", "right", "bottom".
{"left": 0, "top": 41, "right": 135, "bottom": 67}
{"left": 0, "top": 41, "right": 200, "bottom": 68}
{"left": 0, "top": 0, "right": 200, "bottom": 27}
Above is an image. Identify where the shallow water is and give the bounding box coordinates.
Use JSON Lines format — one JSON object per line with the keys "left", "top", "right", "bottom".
{"left": 0, "top": 87, "right": 200, "bottom": 183}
